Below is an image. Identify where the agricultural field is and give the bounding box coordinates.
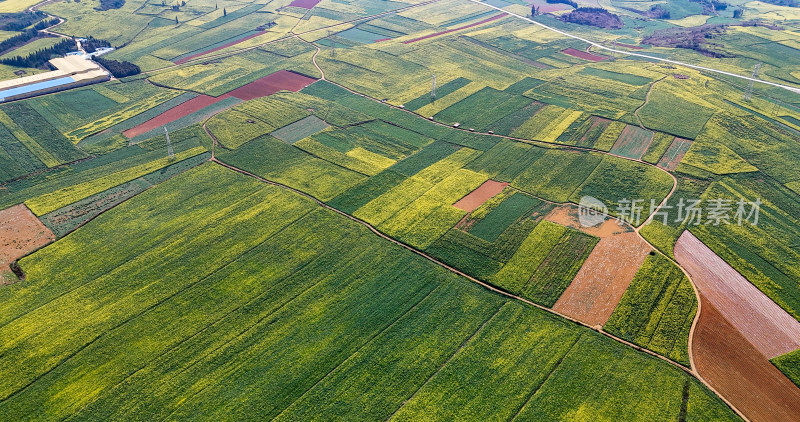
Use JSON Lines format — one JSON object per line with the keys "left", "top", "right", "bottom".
{"left": 605, "top": 254, "right": 697, "bottom": 366}
{"left": 1, "top": 0, "right": 800, "bottom": 418}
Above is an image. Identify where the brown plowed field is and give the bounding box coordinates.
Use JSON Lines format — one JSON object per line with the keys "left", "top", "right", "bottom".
{"left": 693, "top": 299, "right": 800, "bottom": 422}
{"left": 674, "top": 231, "right": 800, "bottom": 358}
{"left": 552, "top": 231, "right": 650, "bottom": 326}
{"left": 123, "top": 71, "right": 317, "bottom": 138}
{"left": 0, "top": 204, "right": 54, "bottom": 284}
{"left": 452, "top": 180, "right": 507, "bottom": 212}
{"left": 561, "top": 47, "right": 607, "bottom": 62}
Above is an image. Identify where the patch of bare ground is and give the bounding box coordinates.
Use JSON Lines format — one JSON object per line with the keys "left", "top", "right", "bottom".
{"left": 552, "top": 231, "right": 651, "bottom": 327}
{"left": 453, "top": 180, "right": 508, "bottom": 212}
{"left": 675, "top": 230, "right": 800, "bottom": 422}
{"left": 675, "top": 231, "right": 800, "bottom": 358}
{"left": 544, "top": 205, "right": 629, "bottom": 238}
{"left": 693, "top": 299, "right": 800, "bottom": 422}
{"left": 0, "top": 204, "right": 55, "bottom": 285}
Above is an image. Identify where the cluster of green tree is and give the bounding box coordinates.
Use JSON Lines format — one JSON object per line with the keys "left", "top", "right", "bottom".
{"left": 82, "top": 36, "right": 111, "bottom": 53}
{"left": 0, "top": 29, "right": 39, "bottom": 55}
{"left": 96, "top": 0, "right": 125, "bottom": 10}
{"left": 546, "top": 0, "right": 577, "bottom": 8}
{"left": 690, "top": 0, "right": 728, "bottom": 13}
{"left": 94, "top": 57, "right": 141, "bottom": 77}
{"left": 0, "top": 11, "right": 46, "bottom": 31}
{"left": 0, "top": 38, "right": 74, "bottom": 68}
{"left": 645, "top": 4, "right": 671, "bottom": 19}
{"left": 32, "top": 18, "right": 60, "bottom": 31}
{"left": 562, "top": 7, "right": 623, "bottom": 29}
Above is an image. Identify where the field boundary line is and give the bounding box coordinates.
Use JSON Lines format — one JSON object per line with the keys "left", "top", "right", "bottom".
{"left": 209, "top": 159, "right": 703, "bottom": 380}
{"left": 385, "top": 302, "right": 507, "bottom": 421}
{"left": 158, "top": 240, "right": 383, "bottom": 421}
{"left": 509, "top": 332, "right": 583, "bottom": 421}
{"left": 272, "top": 283, "right": 442, "bottom": 420}
{"left": 71, "top": 233, "right": 378, "bottom": 417}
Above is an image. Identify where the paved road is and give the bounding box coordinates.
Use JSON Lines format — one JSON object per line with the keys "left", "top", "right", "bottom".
{"left": 465, "top": 0, "right": 800, "bottom": 96}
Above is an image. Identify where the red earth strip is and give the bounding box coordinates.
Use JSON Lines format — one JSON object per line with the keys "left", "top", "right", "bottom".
{"left": 552, "top": 231, "right": 650, "bottom": 327}
{"left": 287, "top": 0, "right": 321, "bottom": 9}
{"left": 562, "top": 47, "right": 607, "bottom": 62}
{"left": 174, "top": 31, "right": 266, "bottom": 65}
{"left": 675, "top": 230, "right": 800, "bottom": 422}
{"left": 616, "top": 42, "right": 643, "bottom": 50}
{"left": 403, "top": 13, "right": 507, "bottom": 44}
{"left": 123, "top": 71, "right": 317, "bottom": 138}
{"left": 453, "top": 180, "right": 508, "bottom": 212}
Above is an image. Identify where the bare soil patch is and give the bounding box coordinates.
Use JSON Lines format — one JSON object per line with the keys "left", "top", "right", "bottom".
{"left": 561, "top": 47, "right": 608, "bottom": 62}
{"left": 693, "top": 299, "right": 800, "bottom": 422}
{"left": 544, "top": 205, "right": 629, "bottom": 238}
{"left": 124, "top": 71, "right": 317, "bottom": 138}
{"left": 0, "top": 204, "right": 54, "bottom": 285}
{"left": 674, "top": 230, "right": 800, "bottom": 359}
{"left": 552, "top": 231, "right": 650, "bottom": 326}
{"left": 453, "top": 180, "right": 508, "bottom": 212}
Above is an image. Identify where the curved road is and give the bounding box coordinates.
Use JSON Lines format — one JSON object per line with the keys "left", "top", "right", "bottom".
{"left": 464, "top": 0, "right": 800, "bottom": 96}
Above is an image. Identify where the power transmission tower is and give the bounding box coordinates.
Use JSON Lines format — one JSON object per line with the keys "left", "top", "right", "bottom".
{"left": 431, "top": 74, "right": 436, "bottom": 101}
{"left": 743, "top": 62, "right": 761, "bottom": 101}
{"left": 610, "top": 39, "right": 616, "bottom": 61}
{"left": 164, "top": 127, "right": 174, "bottom": 160}
{"left": 328, "top": 30, "right": 336, "bottom": 58}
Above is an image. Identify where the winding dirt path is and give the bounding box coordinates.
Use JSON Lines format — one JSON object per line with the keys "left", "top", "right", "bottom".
{"left": 210, "top": 157, "right": 706, "bottom": 383}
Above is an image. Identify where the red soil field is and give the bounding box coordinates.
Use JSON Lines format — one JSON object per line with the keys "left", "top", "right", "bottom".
{"left": 693, "top": 299, "right": 800, "bottom": 422}
{"left": 123, "top": 71, "right": 317, "bottom": 138}
{"left": 561, "top": 47, "right": 608, "bottom": 62}
{"left": 403, "top": 14, "right": 507, "bottom": 44}
{"left": 453, "top": 180, "right": 508, "bottom": 212}
{"left": 657, "top": 137, "right": 692, "bottom": 171}
{"left": 553, "top": 231, "right": 650, "bottom": 327}
{"left": 0, "top": 204, "right": 54, "bottom": 284}
{"left": 225, "top": 70, "right": 317, "bottom": 100}
{"left": 674, "top": 230, "right": 800, "bottom": 359}
{"left": 123, "top": 95, "right": 222, "bottom": 138}
{"left": 174, "top": 31, "right": 266, "bottom": 64}
{"left": 287, "top": 0, "right": 321, "bottom": 8}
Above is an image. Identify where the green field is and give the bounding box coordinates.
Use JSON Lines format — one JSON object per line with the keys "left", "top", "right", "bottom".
{"left": 605, "top": 254, "right": 697, "bottom": 366}
{"left": 1, "top": 0, "right": 798, "bottom": 417}
{"left": 0, "top": 164, "right": 739, "bottom": 420}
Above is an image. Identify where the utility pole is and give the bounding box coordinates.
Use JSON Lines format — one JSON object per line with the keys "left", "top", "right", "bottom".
{"left": 431, "top": 74, "right": 436, "bottom": 101}
{"left": 743, "top": 62, "right": 761, "bottom": 101}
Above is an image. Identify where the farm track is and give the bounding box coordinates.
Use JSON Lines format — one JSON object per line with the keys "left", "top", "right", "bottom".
{"left": 210, "top": 157, "right": 711, "bottom": 392}
{"left": 294, "top": 40, "right": 750, "bottom": 419}
{"left": 13, "top": 1, "right": 763, "bottom": 417}
{"left": 633, "top": 75, "right": 667, "bottom": 129}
